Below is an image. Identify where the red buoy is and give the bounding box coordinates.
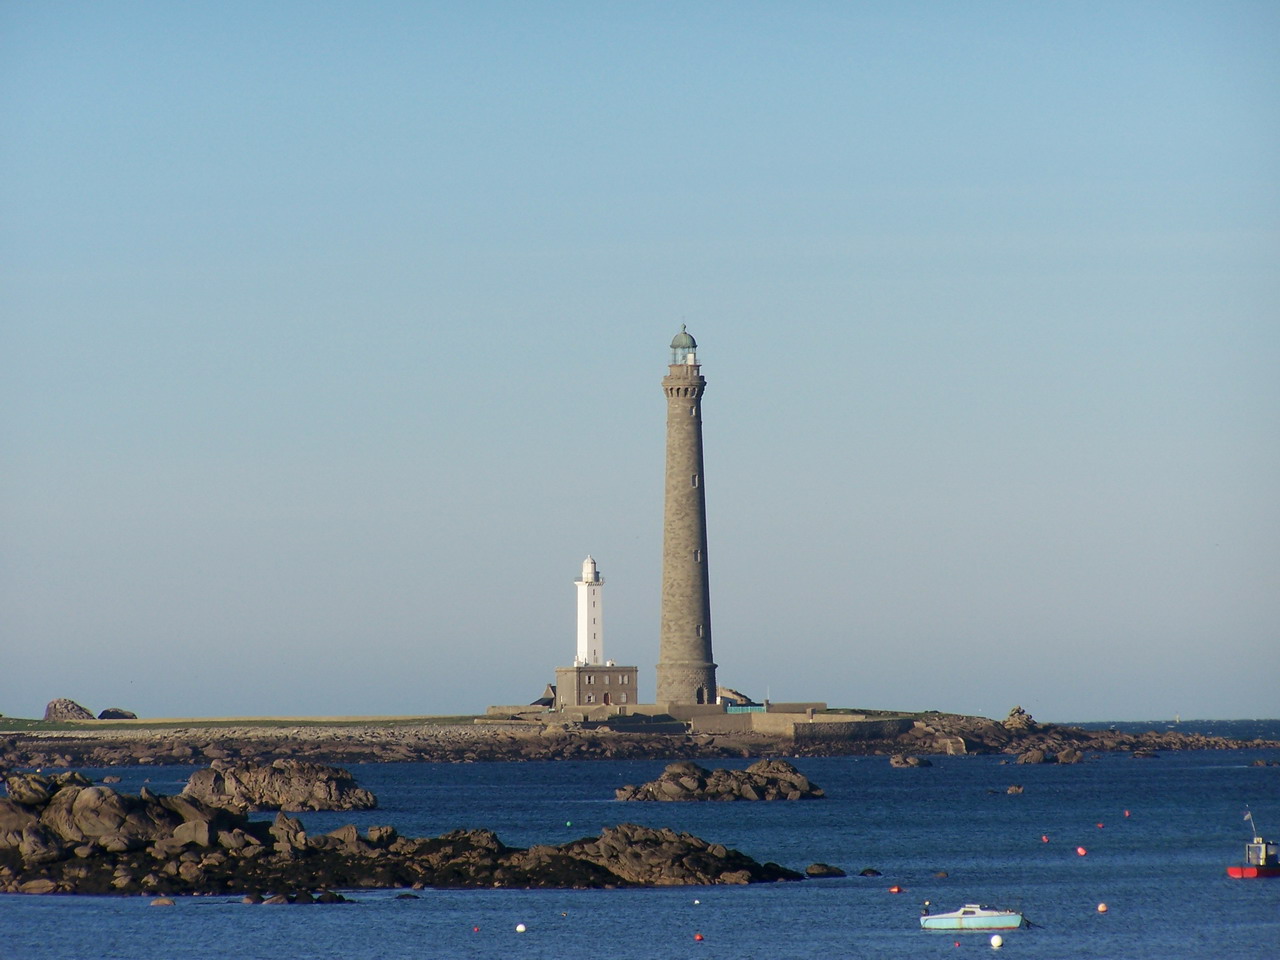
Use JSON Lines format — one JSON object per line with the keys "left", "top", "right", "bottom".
{"left": 694, "top": 933, "right": 704, "bottom": 942}
{"left": 1041, "top": 835, "right": 1049, "bottom": 843}
{"left": 1076, "top": 846, "right": 1088, "bottom": 856}
{"left": 888, "top": 885, "right": 903, "bottom": 893}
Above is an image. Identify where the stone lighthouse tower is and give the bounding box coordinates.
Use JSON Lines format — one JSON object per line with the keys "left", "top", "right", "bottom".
{"left": 656, "top": 325, "right": 717, "bottom": 705}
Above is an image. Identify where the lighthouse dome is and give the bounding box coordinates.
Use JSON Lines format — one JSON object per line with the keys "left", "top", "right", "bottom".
{"left": 670, "top": 325, "right": 698, "bottom": 365}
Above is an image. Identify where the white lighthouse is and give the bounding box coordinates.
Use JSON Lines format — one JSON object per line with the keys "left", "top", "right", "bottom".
{"left": 575, "top": 555, "right": 604, "bottom": 665}
{"left": 555, "top": 555, "right": 637, "bottom": 711}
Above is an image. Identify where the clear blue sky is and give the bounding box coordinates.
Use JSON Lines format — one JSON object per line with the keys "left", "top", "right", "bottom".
{"left": 3, "top": 1, "right": 1276, "bottom": 722}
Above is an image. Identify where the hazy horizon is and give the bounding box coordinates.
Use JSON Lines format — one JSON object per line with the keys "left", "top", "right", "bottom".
{"left": 4, "top": 2, "right": 1277, "bottom": 723}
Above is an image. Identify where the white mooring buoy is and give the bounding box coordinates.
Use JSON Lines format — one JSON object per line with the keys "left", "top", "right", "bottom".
{"left": 990, "top": 933, "right": 1004, "bottom": 948}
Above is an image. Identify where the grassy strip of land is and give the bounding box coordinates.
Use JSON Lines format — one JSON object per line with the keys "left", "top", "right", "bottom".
{"left": 0, "top": 715, "right": 482, "bottom": 733}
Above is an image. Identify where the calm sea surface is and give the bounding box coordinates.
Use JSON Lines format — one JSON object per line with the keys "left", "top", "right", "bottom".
{"left": 5, "top": 735, "right": 1280, "bottom": 959}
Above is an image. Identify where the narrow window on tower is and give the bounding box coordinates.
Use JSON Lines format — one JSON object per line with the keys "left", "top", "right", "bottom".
{"left": 689, "top": 405, "right": 696, "bottom": 416}
{"left": 694, "top": 549, "right": 702, "bottom": 562}
{"left": 621, "top": 693, "right": 628, "bottom": 704}
{"left": 696, "top": 624, "right": 704, "bottom": 637}
{"left": 691, "top": 474, "right": 699, "bottom": 487}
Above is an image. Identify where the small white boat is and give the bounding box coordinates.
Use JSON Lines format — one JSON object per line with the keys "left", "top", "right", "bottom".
{"left": 920, "top": 903, "right": 1025, "bottom": 931}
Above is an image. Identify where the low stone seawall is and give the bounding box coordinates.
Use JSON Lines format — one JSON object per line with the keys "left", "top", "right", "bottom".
{"left": 688, "top": 713, "right": 915, "bottom": 740}
{"left": 793, "top": 719, "right": 916, "bottom": 742}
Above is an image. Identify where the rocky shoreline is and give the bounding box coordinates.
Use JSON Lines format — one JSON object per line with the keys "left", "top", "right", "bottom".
{"left": 0, "top": 772, "right": 801, "bottom": 896}
{"left": 2, "top": 711, "right": 1275, "bottom": 771}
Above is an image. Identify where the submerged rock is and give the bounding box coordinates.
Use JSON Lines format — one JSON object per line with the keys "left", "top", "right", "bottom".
{"left": 888, "top": 754, "right": 932, "bottom": 768}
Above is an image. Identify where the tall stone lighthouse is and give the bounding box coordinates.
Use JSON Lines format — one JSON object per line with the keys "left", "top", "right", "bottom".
{"left": 656, "top": 325, "right": 717, "bottom": 705}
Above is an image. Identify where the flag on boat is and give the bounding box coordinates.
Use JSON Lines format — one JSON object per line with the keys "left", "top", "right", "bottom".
{"left": 1245, "top": 811, "right": 1254, "bottom": 821}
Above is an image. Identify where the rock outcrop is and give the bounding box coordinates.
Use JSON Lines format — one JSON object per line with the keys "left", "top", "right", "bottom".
{"left": 0, "top": 777, "right": 803, "bottom": 895}
{"left": 1016, "top": 749, "right": 1052, "bottom": 764}
{"left": 97, "top": 709, "right": 137, "bottom": 720}
{"left": 557, "top": 824, "right": 800, "bottom": 885}
{"left": 181, "top": 760, "right": 377, "bottom": 813}
{"left": 42, "top": 700, "right": 94, "bottom": 722}
{"left": 615, "top": 759, "right": 823, "bottom": 802}
{"left": 1002, "top": 705, "right": 1037, "bottom": 731}
{"left": 804, "top": 862, "right": 846, "bottom": 877}
{"left": 1, "top": 771, "right": 241, "bottom": 867}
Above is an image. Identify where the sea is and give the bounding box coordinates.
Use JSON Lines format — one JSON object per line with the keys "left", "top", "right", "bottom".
{"left": 4, "top": 720, "right": 1279, "bottom": 960}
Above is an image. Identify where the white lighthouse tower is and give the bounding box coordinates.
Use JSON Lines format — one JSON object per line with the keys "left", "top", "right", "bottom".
{"left": 575, "top": 555, "right": 604, "bottom": 665}
{"left": 555, "top": 555, "right": 637, "bottom": 711}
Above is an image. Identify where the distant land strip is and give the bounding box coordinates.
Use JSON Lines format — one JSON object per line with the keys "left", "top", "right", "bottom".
{"left": 2, "top": 710, "right": 1277, "bottom": 769}
{"left": 0, "top": 716, "right": 478, "bottom": 732}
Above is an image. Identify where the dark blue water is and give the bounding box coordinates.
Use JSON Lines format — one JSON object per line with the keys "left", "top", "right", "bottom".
{"left": 5, "top": 750, "right": 1280, "bottom": 959}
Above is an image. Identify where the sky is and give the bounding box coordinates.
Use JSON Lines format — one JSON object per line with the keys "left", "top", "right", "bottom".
{"left": 3, "top": 1, "right": 1277, "bottom": 723}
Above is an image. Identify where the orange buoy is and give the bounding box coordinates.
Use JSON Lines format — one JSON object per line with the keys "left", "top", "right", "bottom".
{"left": 888, "top": 885, "right": 903, "bottom": 893}
{"left": 1097, "top": 903, "right": 1108, "bottom": 913}
{"left": 694, "top": 933, "right": 704, "bottom": 942}
{"left": 1123, "top": 809, "right": 1130, "bottom": 817}
{"left": 1076, "top": 846, "right": 1088, "bottom": 856}
{"left": 1041, "top": 835, "right": 1050, "bottom": 843}
{"left": 1096, "top": 822, "right": 1104, "bottom": 829}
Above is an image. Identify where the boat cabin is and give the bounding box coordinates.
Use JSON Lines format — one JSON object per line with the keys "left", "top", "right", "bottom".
{"left": 1244, "top": 839, "right": 1279, "bottom": 867}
